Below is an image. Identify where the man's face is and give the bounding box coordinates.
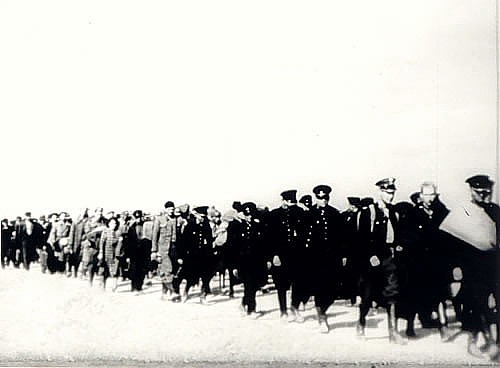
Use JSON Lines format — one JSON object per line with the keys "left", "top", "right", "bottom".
{"left": 174, "top": 208, "right": 181, "bottom": 218}
{"left": 380, "top": 190, "right": 395, "bottom": 205}
{"left": 281, "top": 199, "right": 290, "bottom": 209}
{"left": 165, "top": 207, "right": 175, "bottom": 217}
{"left": 471, "top": 187, "right": 493, "bottom": 204}
{"left": 421, "top": 186, "right": 437, "bottom": 207}
{"left": 316, "top": 197, "right": 329, "bottom": 208}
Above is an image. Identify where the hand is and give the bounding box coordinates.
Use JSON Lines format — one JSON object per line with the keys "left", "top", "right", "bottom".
{"left": 342, "top": 258, "right": 347, "bottom": 267}
{"left": 232, "top": 269, "right": 238, "bottom": 277}
{"left": 42, "top": 246, "right": 47, "bottom": 251}
{"left": 369, "top": 255, "right": 380, "bottom": 267}
{"left": 488, "top": 293, "right": 496, "bottom": 309}
{"left": 267, "top": 261, "right": 272, "bottom": 270}
{"left": 150, "top": 252, "right": 157, "bottom": 261}
{"left": 395, "top": 245, "right": 403, "bottom": 252}
{"left": 126, "top": 258, "right": 130, "bottom": 263}
{"left": 272, "top": 255, "right": 281, "bottom": 267}
{"left": 97, "top": 254, "right": 103, "bottom": 261}
{"left": 178, "top": 258, "right": 184, "bottom": 265}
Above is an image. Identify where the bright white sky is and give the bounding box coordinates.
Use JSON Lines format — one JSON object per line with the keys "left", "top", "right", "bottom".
{"left": 0, "top": 0, "right": 497, "bottom": 218}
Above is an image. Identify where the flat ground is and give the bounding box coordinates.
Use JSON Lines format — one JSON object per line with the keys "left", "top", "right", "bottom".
{"left": 0, "top": 264, "right": 496, "bottom": 366}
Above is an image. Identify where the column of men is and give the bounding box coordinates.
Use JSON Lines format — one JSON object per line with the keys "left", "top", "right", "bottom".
{"left": 0, "top": 175, "right": 498, "bottom": 361}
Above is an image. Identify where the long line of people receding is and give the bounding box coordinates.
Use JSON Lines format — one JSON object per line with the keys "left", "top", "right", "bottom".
{"left": 1, "top": 175, "right": 498, "bottom": 362}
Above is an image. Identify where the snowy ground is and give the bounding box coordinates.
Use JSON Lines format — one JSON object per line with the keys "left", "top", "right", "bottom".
{"left": 0, "top": 264, "right": 496, "bottom": 366}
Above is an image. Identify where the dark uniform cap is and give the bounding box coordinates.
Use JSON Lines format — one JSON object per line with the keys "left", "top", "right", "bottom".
{"left": 360, "top": 197, "right": 374, "bottom": 207}
{"left": 193, "top": 206, "right": 209, "bottom": 216}
{"left": 409, "top": 192, "right": 421, "bottom": 205}
{"left": 375, "top": 177, "right": 397, "bottom": 192}
{"left": 164, "top": 201, "right": 175, "bottom": 209}
{"left": 347, "top": 197, "right": 361, "bottom": 207}
{"left": 465, "top": 175, "right": 494, "bottom": 189}
{"left": 312, "top": 185, "right": 332, "bottom": 199}
{"left": 232, "top": 201, "right": 243, "bottom": 212}
{"left": 133, "top": 210, "right": 143, "bottom": 218}
{"left": 242, "top": 202, "right": 257, "bottom": 216}
{"left": 299, "top": 194, "right": 312, "bottom": 205}
{"left": 280, "top": 190, "right": 298, "bottom": 203}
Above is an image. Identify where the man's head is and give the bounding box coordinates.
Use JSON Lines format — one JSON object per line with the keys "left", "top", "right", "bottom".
{"left": 299, "top": 195, "right": 313, "bottom": 210}
{"left": 211, "top": 210, "right": 222, "bottom": 225}
{"left": 313, "top": 185, "right": 332, "bottom": 207}
{"left": 376, "top": 177, "right": 396, "bottom": 205}
{"left": 133, "top": 210, "right": 144, "bottom": 223}
{"left": 466, "top": 175, "right": 494, "bottom": 205}
{"left": 242, "top": 202, "right": 257, "bottom": 219}
{"left": 164, "top": 201, "right": 175, "bottom": 217}
{"left": 193, "top": 206, "right": 208, "bottom": 222}
{"left": 280, "top": 190, "right": 298, "bottom": 208}
{"left": 346, "top": 197, "right": 361, "bottom": 212}
{"left": 420, "top": 182, "right": 438, "bottom": 207}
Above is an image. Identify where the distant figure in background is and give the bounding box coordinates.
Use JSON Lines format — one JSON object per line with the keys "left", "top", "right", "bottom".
{"left": 1, "top": 219, "right": 13, "bottom": 268}
{"left": 13, "top": 216, "right": 23, "bottom": 268}
{"left": 70, "top": 209, "right": 90, "bottom": 278}
{"left": 126, "top": 210, "right": 151, "bottom": 294}
{"left": 152, "top": 201, "right": 178, "bottom": 300}
{"left": 98, "top": 217, "right": 123, "bottom": 291}
{"left": 84, "top": 209, "right": 107, "bottom": 285}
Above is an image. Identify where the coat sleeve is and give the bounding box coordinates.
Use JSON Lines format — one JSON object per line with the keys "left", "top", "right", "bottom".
{"left": 151, "top": 218, "right": 159, "bottom": 253}
{"left": 99, "top": 230, "right": 106, "bottom": 254}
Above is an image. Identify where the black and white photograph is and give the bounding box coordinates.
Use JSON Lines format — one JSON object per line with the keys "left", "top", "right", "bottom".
{"left": 0, "top": 1, "right": 498, "bottom": 367}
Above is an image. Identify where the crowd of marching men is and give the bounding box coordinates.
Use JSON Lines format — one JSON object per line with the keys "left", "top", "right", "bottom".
{"left": 1, "top": 175, "right": 499, "bottom": 361}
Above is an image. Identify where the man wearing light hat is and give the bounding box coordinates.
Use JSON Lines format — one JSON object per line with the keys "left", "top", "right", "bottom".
{"left": 267, "top": 189, "right": 305, "bottom": 321}
{"left": 404, "top": 182, "right": 451, "bottom": 340}
{"left": 307, "top": 185, "right": 344, "bottom": 333}
{"left": 356, "top": 177, "right": 407, "bottom": 344}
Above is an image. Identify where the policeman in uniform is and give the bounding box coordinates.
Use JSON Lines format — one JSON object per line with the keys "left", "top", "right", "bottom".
{"left": 307, "top": 185, "right": 344, "bottom": 333}
{"left": 356, "top": 178, "right": 407, "bottom": 344}
{"left": 235, "top": 202, "right": 268, "bottom": 318}
{"left": 177, "top": 206, "right": 214, "bottom": 304}
{"left": 267, "top": 190, "right": 305, "bottom": 321}
{"left": 342, "top": 196, "right": 362, "bottom": 306}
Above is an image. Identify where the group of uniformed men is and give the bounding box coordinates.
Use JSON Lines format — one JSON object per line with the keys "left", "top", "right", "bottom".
{"left": 1, "top": 174, "right": 498, "bottom": 361}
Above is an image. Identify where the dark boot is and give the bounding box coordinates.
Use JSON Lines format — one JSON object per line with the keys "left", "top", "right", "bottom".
{"left": 406, "top": 317, "right": 417, "bottom": 338}
{"left": 388, "top": 304, "right": 407, "bottom": 345}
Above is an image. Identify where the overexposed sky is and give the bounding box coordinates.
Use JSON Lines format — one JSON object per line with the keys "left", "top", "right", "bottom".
{"left": 0, "top": 0, "right": 497, "bottom": 218}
